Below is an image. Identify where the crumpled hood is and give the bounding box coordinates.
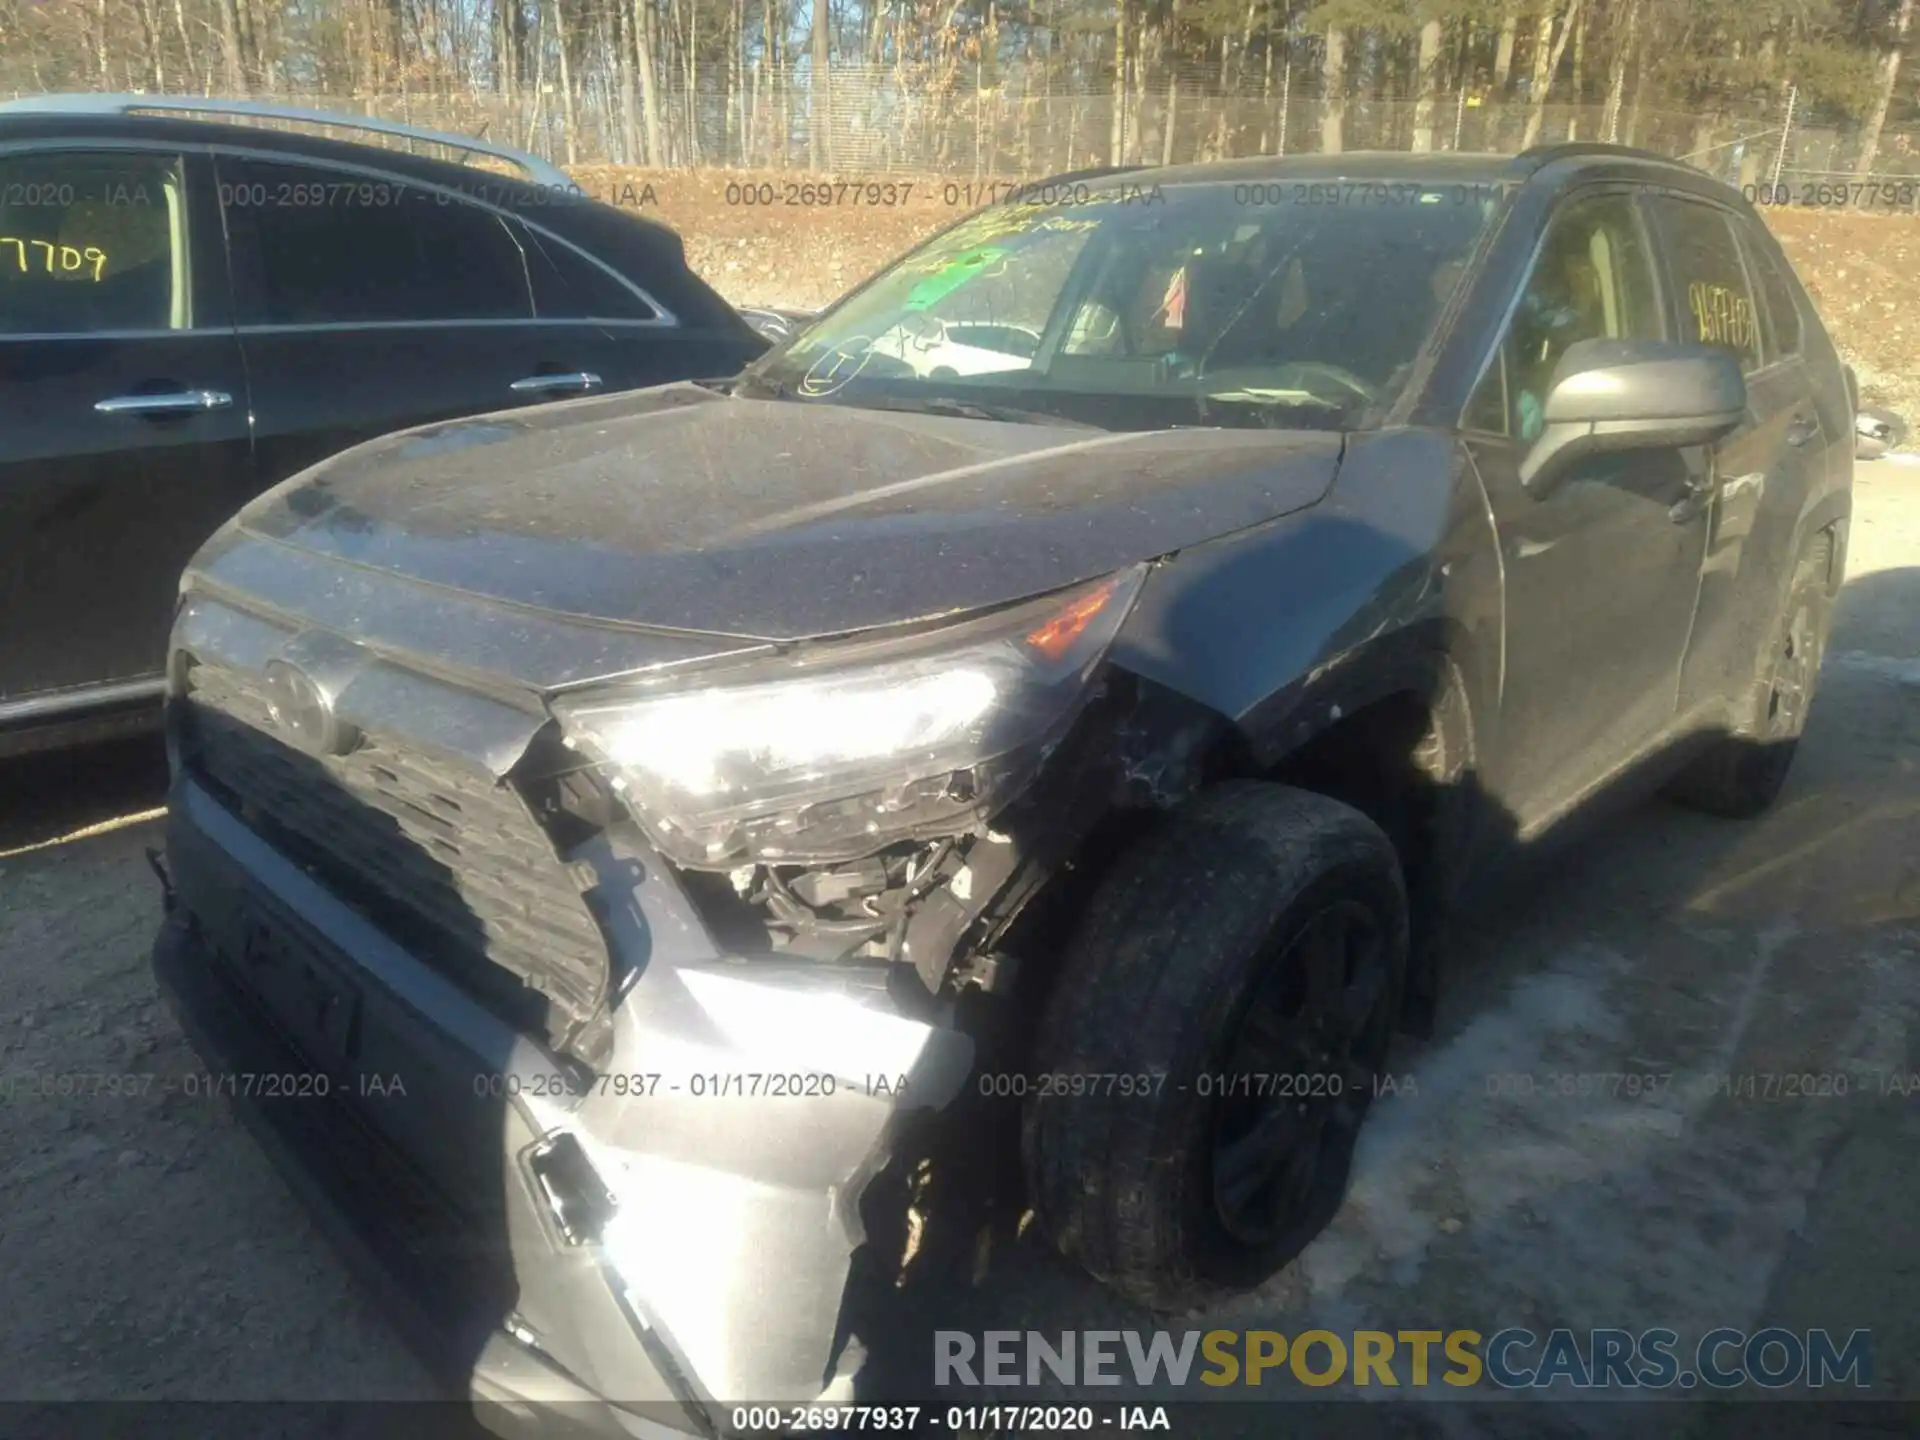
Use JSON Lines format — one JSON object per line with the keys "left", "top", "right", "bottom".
{"left": 235, "top": 382, "right": 1345, "bottom": 642}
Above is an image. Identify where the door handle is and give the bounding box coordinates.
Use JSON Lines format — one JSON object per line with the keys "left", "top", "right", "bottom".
{"left": 1785, "top": 414, "right": 1818, "bottom": 448}
{"left": 94, "top": 389, "right": 233, "bottom": 417}
{"left": 510, "top": 371, "right": 602, "bottom": 396}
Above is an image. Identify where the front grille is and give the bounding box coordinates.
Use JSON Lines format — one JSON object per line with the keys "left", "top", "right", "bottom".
{"left": 180, "top": 660, "right": 608, "bottom": 1047}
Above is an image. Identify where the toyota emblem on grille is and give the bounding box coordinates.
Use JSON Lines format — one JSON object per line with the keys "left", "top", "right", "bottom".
{"left": 263, "top": 658, "right": 360, "bottom": 757}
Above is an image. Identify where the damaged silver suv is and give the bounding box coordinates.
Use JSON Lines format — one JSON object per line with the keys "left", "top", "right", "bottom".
{"left": 152, "top": 144, "right": 1851, "bottom": 1435}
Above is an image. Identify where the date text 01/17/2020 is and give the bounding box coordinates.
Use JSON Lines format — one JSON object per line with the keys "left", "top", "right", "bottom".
{"left": 729, "top": 1405, "right": 1173, "bottom": 1432}
{"left": 0, "top": 1070, "right": 407, "bottom": 1101}
{"left": 463, "top": 1069, "right": 1423, "bottom": 1101}
{"left": 470, "top": 1070, "right": 844, "bottom": 1099}
{"left": 970, "top": 1070, "right": 1419, "bottom": 1100}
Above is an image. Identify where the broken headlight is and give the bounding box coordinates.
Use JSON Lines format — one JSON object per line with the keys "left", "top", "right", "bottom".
{"left": 553, "top": 566, "right": 1147, "bottom": 867}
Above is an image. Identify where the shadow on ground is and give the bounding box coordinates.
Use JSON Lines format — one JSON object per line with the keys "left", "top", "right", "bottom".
{"left": 0, "top": 732, "right": 168, "bottom": 855}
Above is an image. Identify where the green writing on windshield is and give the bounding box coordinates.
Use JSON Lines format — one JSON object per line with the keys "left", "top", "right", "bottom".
{"left": 904, "top": 246, "right": 1009, "bottom": 310}
{"left": 898, "top": 210, "right": 1104, "bottom": 310}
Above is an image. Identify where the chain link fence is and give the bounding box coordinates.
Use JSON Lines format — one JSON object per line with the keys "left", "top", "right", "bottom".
{"left": 12, "top": 75, "right": 1920, "bottom": 205}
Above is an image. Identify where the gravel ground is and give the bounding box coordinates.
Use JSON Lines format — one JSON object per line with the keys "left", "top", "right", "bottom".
{"left": 2, "top": 464, "right": 1917, "bottom": 1432}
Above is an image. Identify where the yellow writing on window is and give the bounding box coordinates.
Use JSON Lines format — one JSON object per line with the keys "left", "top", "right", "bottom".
{"left": 1, "top": 237, "right": 108, "bottom": 281}
{"left": 1689, "top": 280, "right": 1756, "bottom": 354}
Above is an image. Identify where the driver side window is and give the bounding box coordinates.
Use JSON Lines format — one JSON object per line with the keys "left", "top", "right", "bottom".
{"left": 1469, "top": 194, "right": 1663, "bottom": 441}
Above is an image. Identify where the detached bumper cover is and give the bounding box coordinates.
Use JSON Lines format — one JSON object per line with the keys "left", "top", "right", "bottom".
{"left": 151, "top": 777, "right": 974, "bottom": 1430}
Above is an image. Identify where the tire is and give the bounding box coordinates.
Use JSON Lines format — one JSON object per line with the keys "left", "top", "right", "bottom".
{"left": 1021, "top": 781, "right": 1408, "bottom": 1313}
{"left": 1665, "top": 534, "right": 1835, "bottom": 819}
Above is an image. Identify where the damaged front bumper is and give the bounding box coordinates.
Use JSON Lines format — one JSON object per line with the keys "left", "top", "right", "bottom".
{"left": 151, "top": 774, "right": 975, "bottom": 1435}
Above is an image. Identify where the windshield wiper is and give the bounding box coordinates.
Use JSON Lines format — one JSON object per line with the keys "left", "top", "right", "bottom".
{"left": 725, "top": 373, "right": 800, "bottom": 401}
{"left": 830, "top": 392, "right": 1105, "bottom": 430}
{"left": 730, "top": 377, "right": 1104, "bottom": 429}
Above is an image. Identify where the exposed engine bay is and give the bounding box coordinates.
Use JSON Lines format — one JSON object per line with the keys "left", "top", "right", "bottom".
{"left": 634, "top": 672, "right": 1226, "bottom": 1009}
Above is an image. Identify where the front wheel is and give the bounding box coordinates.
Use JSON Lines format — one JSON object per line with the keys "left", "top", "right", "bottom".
{"left": 1022, "top": 782, "right": 1408, "bottom": 1312}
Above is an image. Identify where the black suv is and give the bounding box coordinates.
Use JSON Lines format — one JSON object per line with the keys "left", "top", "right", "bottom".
{"left": 0, "top": 95, "right": 765, "bottom": 755}
{"left": 152, "top": 146, "right": 1850, "bottom": 1431}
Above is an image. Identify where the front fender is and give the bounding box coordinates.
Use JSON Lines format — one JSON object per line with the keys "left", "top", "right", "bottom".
{"left": 1108, "top": 429, "right": 1500, "bottom": 771}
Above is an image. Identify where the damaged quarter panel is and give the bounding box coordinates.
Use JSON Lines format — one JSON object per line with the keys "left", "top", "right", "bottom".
{"left": 1109, "top": 428, "right": 1504, "bottom": 770}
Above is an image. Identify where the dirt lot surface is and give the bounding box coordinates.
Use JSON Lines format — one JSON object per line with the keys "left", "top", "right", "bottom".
{"left": 566, "top": 165, "right": 1920, "bottom": 431}
{"left": 1, "top": 459, "right": 1917, "bottom": 1432}
{"left": 1769, "top": 209, "right": 1920, "bottom": 423}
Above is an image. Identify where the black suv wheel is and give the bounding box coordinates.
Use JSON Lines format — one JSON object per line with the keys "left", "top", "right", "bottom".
{"left": 1666, "top": 532, "right": 1835, "bottom": 819}
{"left": 1022, "top": 781, "right": 1408, "bottom": 1312}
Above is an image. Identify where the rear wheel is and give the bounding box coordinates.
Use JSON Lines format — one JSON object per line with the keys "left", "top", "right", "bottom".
{"left": 1022, "top": 782, "right": 1407, "bottom": 1312}
{"left": 1666, "top": 534, "right": 1834, "bottom": 819}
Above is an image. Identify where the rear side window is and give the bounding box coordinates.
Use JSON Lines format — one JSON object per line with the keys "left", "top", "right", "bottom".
{"left": 0, "top": 151, "right": 186, "bottom": 335}
{"left": 1652, "top": 196, "right": 1763, "bottom": 374}
{"left": 1746, "top": 235, "right": 1803, "bottom": 360}
{"left": 524, "top": 229, "right": 662, "bottom": 322}
{"left": 218, "top": 157, "right": 534, "bottom": 325}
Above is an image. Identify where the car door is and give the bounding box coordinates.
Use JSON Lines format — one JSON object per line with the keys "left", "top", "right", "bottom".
{"left": 213, "top": 152, "right": 665, "bottom": 485}
{"left": 1646, "top": 194, "right": 1827, "bottom": 723}
{"left": 1459, "top": 189, "right": 1709, "bottom": 829}
{"left": 0, "top": 143, "right": 253, "bottom": 705}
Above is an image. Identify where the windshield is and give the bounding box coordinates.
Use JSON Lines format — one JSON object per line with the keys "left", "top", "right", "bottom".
{"left": 740, "top": 179, "right": 1509, "bottom": 431}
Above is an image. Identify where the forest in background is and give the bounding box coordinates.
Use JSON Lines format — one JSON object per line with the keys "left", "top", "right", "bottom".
{"left": 1, "top": 0, "right": 1915, "bottom": 179}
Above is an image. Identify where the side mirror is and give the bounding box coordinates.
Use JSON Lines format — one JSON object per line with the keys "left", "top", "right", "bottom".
{"left": 1519, "top": 338, "right": 1747, "bottom": 497}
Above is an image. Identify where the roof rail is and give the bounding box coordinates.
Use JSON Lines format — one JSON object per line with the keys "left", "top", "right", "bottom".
{"left": 1011, "top": 163, "right": 1154, "bottom": 194}
{"left": 1513, "top": 141, "right": 1681, "bottom": 174}
{"left": 0, "top": 93, "right": 575, "bottom": 190}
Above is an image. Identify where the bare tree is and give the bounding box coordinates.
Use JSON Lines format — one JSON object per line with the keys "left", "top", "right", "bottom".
{"left": 1493, "top": 4, "right": 1517, "bottom": 88}
{"left": 1321, "top": 24, "right": 1345, "bottom": 152}
{"left": 0, "top": 0, "right": 1906, "bottom": 182}
{"left": 1162, "top": 0, "right": 1182, "bottom": 165}
{"left": 1520, "top": 0, "right": 1580, "bottom": 148}
{"left": 1856, "top": 0, "right": 1914, "bottom": 177}
{"left": 1410, "top": 10, "right": 1443, "bottom": 151}
{"left": 1602, "top": 0, "right": 1638, "bottom": 141}
{"left": 809, "top": 0, "right": 830, "bottom": 167}
{"left": 551, "top": 0, "right": 579, "bottom": 165}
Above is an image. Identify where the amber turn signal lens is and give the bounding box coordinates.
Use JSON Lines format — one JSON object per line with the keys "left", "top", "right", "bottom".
{"left": 1026, "top": 576, "right": 1121, "bottom": 661}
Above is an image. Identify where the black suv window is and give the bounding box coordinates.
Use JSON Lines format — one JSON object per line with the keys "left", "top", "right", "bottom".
{"left": 1651, "top": 196, "right": 1764, "bottom": 374}
{"left": 1467, "top": 191, "right": 1662, "bottom": 441}
{"left": 525, "top": 230, "right": 662, "bottom": 323}
{"left": 0, "top": 151, "right": 186, "bottom": 335}
{"left": 1746, "top": 235, "right": 1803, "bottom": 361}
{"left": 218, "top": 157, "right": 534, "bottom": 325}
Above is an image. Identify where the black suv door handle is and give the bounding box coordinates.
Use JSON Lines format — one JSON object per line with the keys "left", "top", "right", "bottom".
{"left": 510, "top": 371, "right": 602, "bottom": 396}
{"left": 1786, "top": 414, "right": 1818, "bottom": 448}
{"left": 95, "top": 389, "right": 233, "bottom": 417}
